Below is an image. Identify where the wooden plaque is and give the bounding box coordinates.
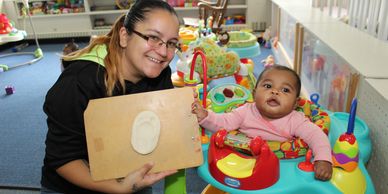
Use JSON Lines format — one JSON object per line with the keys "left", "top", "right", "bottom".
{"left": 84, "top": 87, "right": 203, "bottom": 181}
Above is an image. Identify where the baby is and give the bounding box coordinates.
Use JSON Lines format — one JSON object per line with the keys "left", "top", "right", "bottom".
{"left": 192, "top": 65, "right": 332, "bottom": 181}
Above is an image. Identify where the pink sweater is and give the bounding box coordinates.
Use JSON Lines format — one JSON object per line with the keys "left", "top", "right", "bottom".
{"left": 199, "top": 103, "right": 332, "bottom": 162}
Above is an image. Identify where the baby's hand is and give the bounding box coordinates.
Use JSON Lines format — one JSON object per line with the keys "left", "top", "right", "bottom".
{"left": 314, "top": 160, "right": 332, "bottom": 181}
{"left": 191, "top": 101, "right": 208, "bottom": 122}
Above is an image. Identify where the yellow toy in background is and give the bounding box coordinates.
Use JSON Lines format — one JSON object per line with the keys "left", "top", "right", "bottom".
{"left": 179, "top": 26, "right": 198, "bottom": 46}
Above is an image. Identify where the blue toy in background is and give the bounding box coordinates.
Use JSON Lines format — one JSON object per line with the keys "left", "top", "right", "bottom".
{"left": 198, "top": 96, "right": 376, "bottom": 194}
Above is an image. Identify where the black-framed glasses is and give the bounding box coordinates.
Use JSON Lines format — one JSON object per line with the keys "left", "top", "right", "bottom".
{"left": 131, "top": 30, "right": 180, "bottom": 52}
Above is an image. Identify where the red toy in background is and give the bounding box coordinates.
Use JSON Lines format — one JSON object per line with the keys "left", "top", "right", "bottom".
{"left": 0, "top": 13, "right": 12, "bottom": 34}
{"left": 208, "top": 129, "right": 279, "bottom": 190}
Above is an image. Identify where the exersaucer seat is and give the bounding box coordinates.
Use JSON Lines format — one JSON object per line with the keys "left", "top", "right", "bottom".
{"left": 208, "top": 129, "right": 279, "bottom": 190}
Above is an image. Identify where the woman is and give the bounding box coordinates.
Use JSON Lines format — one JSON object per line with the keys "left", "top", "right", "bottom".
{"left": 41, "top": 0, "right": 180, "bottom": 193}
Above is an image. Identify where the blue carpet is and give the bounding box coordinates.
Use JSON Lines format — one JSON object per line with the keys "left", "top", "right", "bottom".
{"left": 0, "top": 43, "right": 66, "bottom": 189}
{"left": 0, "top": 41, "right": 272, "bottom": 192}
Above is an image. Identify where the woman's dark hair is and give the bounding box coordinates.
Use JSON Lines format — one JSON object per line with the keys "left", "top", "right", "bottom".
{"left": 256, "top": 65, "right": 301, "bottom": 97}
{"left": 124, "top": 0, "right": 178, "bottom": 33}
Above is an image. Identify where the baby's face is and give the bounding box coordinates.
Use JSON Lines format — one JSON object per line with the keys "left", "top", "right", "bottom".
{"left": 254, "top": 69, "right": 299, "bottom": 120}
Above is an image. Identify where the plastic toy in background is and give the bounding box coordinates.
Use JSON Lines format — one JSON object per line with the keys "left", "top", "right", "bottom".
{"left": 311, "top": 54, "right": 327, "bottom": 96}
{"left": 223, "top": 15, "right": 245, "bottom": 26}
{"left": 234, "top": 58, "right": 256, "bottom": 92}
{"left": 185, "top": 50, "right": 209, "bottom": 144}
{"left": 217, "top": 30, "right": 230, "bottom": 47}
{"left": 328, "top": 64, "right": 349, "bottom": 112}
{"left": 191, "top": 37, "right": 241, "bottom": 80}
{"left": 198, "top": 18, "right": 216, "bottom": 39}
{"left": 206, "top": 16, "right": 213, "bottom": 34}
{"left": 228, "top": 31, "right": 257, "bottom": 48}
{"left": 262, "top": 26, "right": 271, "bottom": 48}
{"left": 179, "top": 26, "right": 198, "bottom": 46}
{"left": 172, "top": 37, "right": 257, "bottom": 92}
{"left": 5, "top": 85, "right": 15, "bottom": 95}
{"left": 0, "top": 13, "right": 12, "bottom": 34}
{"left": 171, "top": 49, "right": 201, "bottom": 87}
{"left": 207, "top": 83, "right": 253, "bottom": 113}
{"left": 226, "top": 31, "right": 260, "bottom": 59}
{"left": 224, "top": 16, "right": 234, "bottom": 25}
{"left": 175, "top": 38, "right": 240, "bottom": 82}
{"left": 198, "top": 19, "right": 204, "bottom": 37}
{"left": 261, "top": 54, "right": 275, "bottom": 68}
{"left": 0, "top": 1, "right": 43, "bottom": 71}
{"left": 231, "top": 15, "right": 245, "bottom": 24}
{"left": 207, "top": 129, "right": 279, "bottom": 190}
{"left": 330, "top": 98, "right": 367, "bottom": 194}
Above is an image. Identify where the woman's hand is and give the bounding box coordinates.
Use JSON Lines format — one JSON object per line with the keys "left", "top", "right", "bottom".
{"left": 118, "top": 162, "right": 177, "bottom": 193}
{"left": 57, "top": 160, "right": 177, "bottom": 193}
{"left": 314, "top": 160, "right": 332, "bottom": 181}
{"left": 191, "top": 92, "right": 208, "bottom": 122}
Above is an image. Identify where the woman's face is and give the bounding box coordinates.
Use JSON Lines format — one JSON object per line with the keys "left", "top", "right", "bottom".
{"left": 254, "top": 69, "right": 299, "bottom": 120}
{"left": 120, "top": 9, "right": 179, "bottom": 82}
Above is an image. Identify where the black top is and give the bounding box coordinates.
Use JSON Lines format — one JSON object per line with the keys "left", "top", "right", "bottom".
{"left": 41, "top": 60, "right": 173, "bottom": 193}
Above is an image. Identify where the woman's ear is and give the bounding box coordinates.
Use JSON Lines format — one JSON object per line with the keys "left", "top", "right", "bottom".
{"left": 119, "top": 27, "right": 129, "bottom": 47}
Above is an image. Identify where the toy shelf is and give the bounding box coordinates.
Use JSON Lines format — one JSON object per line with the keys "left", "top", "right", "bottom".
{"left": 2, "top": 0, "right": 271, "bottom": 39}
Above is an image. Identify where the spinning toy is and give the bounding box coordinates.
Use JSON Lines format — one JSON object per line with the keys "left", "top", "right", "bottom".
{"left": 0, "top": 0, "right": 43, "bottom": 70}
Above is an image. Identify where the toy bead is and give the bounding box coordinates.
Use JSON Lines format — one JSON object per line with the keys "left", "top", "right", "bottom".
{"left": 234, "top": 87, "right": 245, "bottom": 97}
{"left": 5, "top": 85, "right": 15, "bottom": 95}
{"left": 223, "top": 88, "right": 234, "bottom": 98}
